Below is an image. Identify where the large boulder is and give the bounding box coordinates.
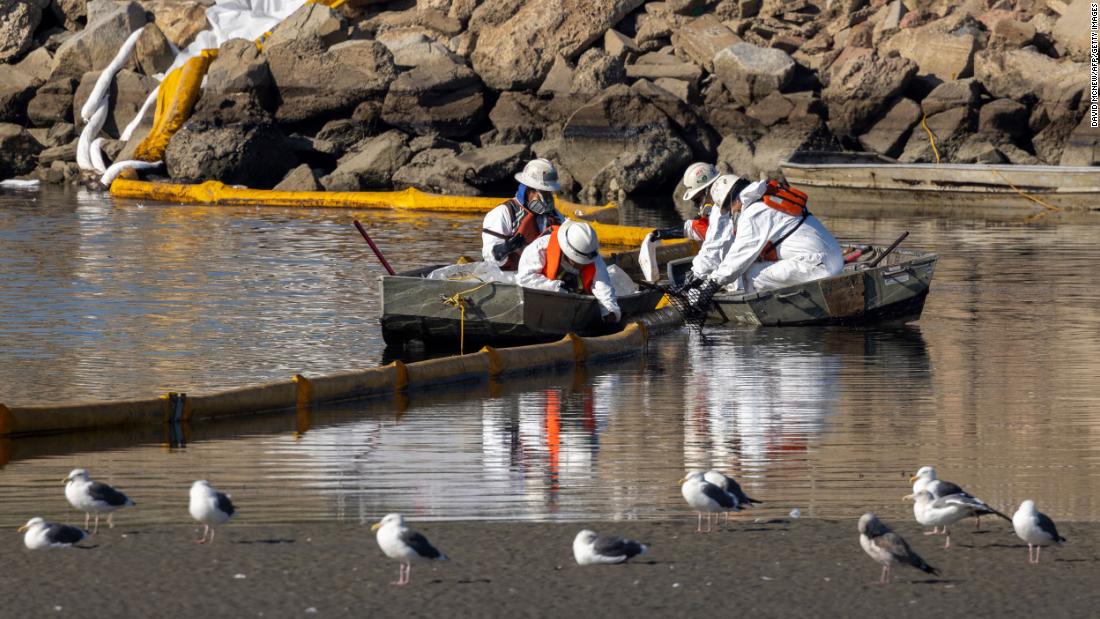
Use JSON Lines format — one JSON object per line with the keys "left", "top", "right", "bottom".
{"left": 320, "top": 130, "right": 413, "bottom": 191}
{"left": 713, "top": 43, "right": 796, "bottom": 107}
{"left": 921, "top": 79, "right": 979, "bottom": 117}
{"left": 269, "top": 38, "right": 396, "bottom": 125}
{"left": 975, "top": 48, "right": 1088, "bottom": 108}
{"left": 631, "top": 79, "right": 719, "bottom": 159}
{"left": 1059, "top": 114, "right": 1100, "bottom": 166}
{"left": 50, "top": 0, "right": 86, "bottom": 30}
{"left": 0, "top": 123, "right": 43, "bottom": 178}
{"left": 144, "top": 0, "right": 210, "bottom": 48}
{"left": 1032, "top": 105, "right": 1086, "bottom": 164}
{"left": 164, "top": 94, "right": 296, "bottom": 189}
{"left": 50, "top": 1, "right": 147, "bottom": 81}
{"left": 206, "top": 37, "right": 276, "bottom": 110}
{"left": 470, "top": 0, "right": 645, "bottom": 90}
{"left": 570, "top": 48, "right": 625, "bottom": 97}
{"left": 27, "top": 78, "right": 77, "bottom": 127}
{"left": 1052, "top": 0, "right": 1093, "bottom": 61}
{"left": 452, "top": 143, "right": 531, "bottom": 188}
{"left": 898, "top": 106, "right": 972, "bottom": 163}
{"left": 488, "top": 91, "right": 573, "bottom": 144}
{"left": 977, "top": 98, "right": 1028, "bottom": 141}
{"left": 751, "top": 121, "right": 841, "bottom": 178}
{"left": 381, "top": 57, "right": 486, "bottom": 138}
{"left": 670, "top": 14, "right": 741, "bottom": 72}
{"left": 625, "top": 51, "right": 705, "bottom": 82}
{"left": 127, "top": 22, "right": 175, "bottom": 77}
{"left": 823, "top": 50, "right": 917, "bottom": 137}
{"left": 858, "top": 97, "right": 921, "bottom": 159}
{"left": 392, "top": 148, "right": 481, "bottom": 195}
{"left": 274, "top": 164, "right": 323, "bottom": 192}
{"left": 74, "top": 69, "right": 158, "bottom": 138}
{"left": 0, "top": 0, "right": 47, "bottom": 62}
{"left": 0, "top": 64, "right": 40, "bottom": 124}
{"left": 880, "top": 21, "right": 976, "bottom": 81}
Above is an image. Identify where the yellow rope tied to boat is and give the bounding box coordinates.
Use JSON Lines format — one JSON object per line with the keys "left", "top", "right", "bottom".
{"left": 442, "top": 281, "right": 493, "bottom": 355}
{"left": 920, "top": 114, "right": 941, "bottom": 164}
{"left": 992, "top": 170, "right": 1062, "bottom": 213}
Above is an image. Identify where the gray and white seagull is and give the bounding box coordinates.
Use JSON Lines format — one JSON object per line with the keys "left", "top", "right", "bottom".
{"left": 858, "top": 513, "right": 939, "bottom": 584}
{"left": 907, "top": 489, "right": 999, "bottom": 549}
{"left": 572, "top": 529, "right": 648, "bottom": 565}
{"left": 908, "top": 466, "right": 1010, "bottom": 530}
{"left": 680, "top": 471, "right": 738, "bottom": 533}
{"left": 372, "top": 513, "right": 447, "bottom": 586}
{"left": 704, "top": 470, "right": 761, "bottom": 522}
{"left": 63, "top": 469, "right": 134, "bottom": 533}
{"left": 1012, "top": 500, "right": 1066, "bottom": 564}
{"left": 189, "top": 480, "right": 235, "bottom": 544}
{"left": 19, "top": 517, "right": 88, "bottom": 550}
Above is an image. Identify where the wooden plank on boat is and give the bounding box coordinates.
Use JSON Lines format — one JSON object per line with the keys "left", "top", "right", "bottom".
{"left": 820, "top": 271, "right": 866, "bottom": 318}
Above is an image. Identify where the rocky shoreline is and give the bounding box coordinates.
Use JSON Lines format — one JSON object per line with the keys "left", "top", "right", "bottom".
{"left": 1, "top": 0, "right": 1097, "bottom": 205}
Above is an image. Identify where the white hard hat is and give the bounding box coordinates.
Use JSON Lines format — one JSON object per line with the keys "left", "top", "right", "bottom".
{"left": 558, "top": 219, "right": 600, "bottom": 265}
{"left": 708, "top": 174, "right": 744, "bottom": 208}
{"left": 680, "top": 162, "right": 719, "bottom": 201}
{"left": 515, "top": 158, "right": 562, "bottom": 192}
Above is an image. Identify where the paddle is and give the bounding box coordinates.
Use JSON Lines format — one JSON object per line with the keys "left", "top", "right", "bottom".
{"left": 868, "top": 231, "right": 910, "bottom": 268}
{"left": 354, "top": 220, "right": 396, "bottom": 276}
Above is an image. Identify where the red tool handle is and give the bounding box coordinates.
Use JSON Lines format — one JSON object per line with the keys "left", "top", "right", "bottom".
{"left": 353, "top": 220, "right": 396, "bottom": 276}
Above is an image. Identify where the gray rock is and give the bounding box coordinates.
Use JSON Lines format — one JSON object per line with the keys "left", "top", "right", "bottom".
{"left": 823, "top": 49, "right": 917, "bottom": 137}
{"left": 489, "top": 91, "right": 575, "bottom": 145}
{"left": 263, "top": 2, "right": 346, "bottom": 55}
{"left": 746, "top": 90, "right": 794, "bottom": 127}
{"left": 141, "top": 0, "right": 210, "bottom": 49}
{"left": 269, "top": 39, "right": 396, "bottom": 125}
{"left": 274, "top": 164, "right": 323, "bottom": 192}
{"left": 381, "top": 58, "right": 485, "bottom": 139}
{"left": 858, "top": 97, "right": 921, "bottom": 159}
{"left": 716, "top": 133, "right": 756, "bottom": 180}
{"left": 408, "top": 133, "right": 463, "bottom": 153}
{"left": 321, "top": 130, "right": 412, "bottom": 191}
{"left": 381, "top": 34, "right": 459, "bottom": 69}
{"left": 164, "top": 93, "right": 296, "bottom": 188}
{"left": 1052, "top": 0, "right": 1092, "bottom": 60}
{"left": 975, "top": 48, "right": 1088, "bottom": 108}
{"left": 206, "top": 37, "right": 275, "bottom": 110}
{"left": 998, "top": 142, "right": 1040, "bottom": 165}
{"left": 127, "top": 22, "right": 175, "bottom": 77}
{"left": 992, "top": 18, "right": 1035, "bottom": 48}
{"left": 0, "top": 0, "right": 47, "bottom": 62}
{"left": 713, "top": 42, "right": 795, "bottom": 107}
{"left": 653, "top": 77, "right": 696, "bottom": 103}
{"left": 538, "top": 56, "right": 575, "bottom": 96}
{"left": 880, "top": 22, "right": 975, "bottom": 82}
{"left": 392, "top": 147, "right": 481, "bottom": 195}
{"left": 571, "top": 48, "right": 625, "bottom": 97}
{"left": 953, "top": 135, "right": 1006, "bottom": 164}
{"left": 315, "top": 119, "right": 376, "bottom": 158}
{"left": 73, "top": 69, "right": 158, "bottom": 138}
{"left": 0, "top": 64, "right": 39, "bottom": 124}
{"left": 898, "top": 107, "right": 972, "bottom": 163}
{"left": 921, "top": 79, "right": 979, "bottom": 118}
{"left": 50, "top": 0, "right": 86, "bottom": 30}
{"left": 1059, "top": 114, "right": 1100, "bottom": 166}
{"left": 27, "top": 78, "right": 78, "bottom": 127}
{"left": 1033, "top": 107, "right": 1085, "bottom": 164}
{"left": 45, "top": 122, "right": 76, "bottom": 147}
{"left": 670, "top": 14, "right": 741, "bottom": 73}
{"left": 38, "top": 140, "right": 79, "bottom": 165}
{"left": 452, "top": 143, "right": 530, "bottom": 187}
{"left": 625, "top": 59, "right": 704, "bottom": 82}
{"left": 604, "top": 29, "right": 640, "bottom": 59}
{"left": 50, "top": 1, "right": 147, "bottom": 81}
{"left": 750, "top": 121, "right": 841, "bottom": 178}
{"left": 471, "top": 0, "right": 645, "bottom": 90}
{"left": 0, "top": 122, "right": 43, "bottom": 178}
{"left": 978, "top": 98, "right": 1028, "bottom": 140}
{"left": 14, "top": 46, "right": 52, "bottom": 83}
{"left": 631, "top": 79, "right": 719, "bottom": 160}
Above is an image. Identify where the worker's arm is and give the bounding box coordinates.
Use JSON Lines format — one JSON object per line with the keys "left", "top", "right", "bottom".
{"left": 690, "top": 211, "right": 733, "bottom": 280}
{"left": 707, "top": 205, "right": 773, "bottom": 287}
{"left": 515, "top": 236, "right": 563, "bottom": 292}
{"left": 590, "top": 258, "right": 621, "bottom": 320}
{"left": 481, "top": 205, "right": 512, "bottom": 265}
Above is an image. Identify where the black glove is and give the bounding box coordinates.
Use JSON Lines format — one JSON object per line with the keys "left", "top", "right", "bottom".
{"left": 650, "top": 226, "right": 685, "bottom": 241}
{"left": 685, "top": 278, "right": 721, "bottom": 319}
{"left": 491, "top": 235, "right": 526, "bottom": 261}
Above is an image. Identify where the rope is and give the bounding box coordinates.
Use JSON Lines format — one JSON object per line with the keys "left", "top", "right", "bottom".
{"left": 442, "top": 281, "right": 493, "bottom": 355}
{"left": 992, "top": 170, "right": 1063, "bottom": 213}
{"left": 920, "top": 114, "right": 941, "bottom": 164}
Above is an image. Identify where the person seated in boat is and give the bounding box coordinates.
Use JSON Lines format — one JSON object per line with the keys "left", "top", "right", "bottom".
{"left": 683, "top": 173, "right": 745, "bottom": 287}
{"left": 683, "top": 178, "right": 844, "bottom": 312}
{"left": 650, "top": 162, "right": 720, "bottom": 242}
{"left": 516, "top": 219, "right": 621, "bottom": 323}
{"left": 481, "top": 158, "right": 564, "bottom": 270}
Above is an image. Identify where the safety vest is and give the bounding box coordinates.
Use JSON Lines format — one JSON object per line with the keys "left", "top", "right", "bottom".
{"left": 689, "top": 215, "right": 708, "bottom": 241}
{"left": 498, "top": 199, "right": 546, "bottom": 270}
{"left": 758, "top": 180, "right": 810, "bottom": 262}
{"left": 543, "top": 225, "right": 596, "bottom": 293}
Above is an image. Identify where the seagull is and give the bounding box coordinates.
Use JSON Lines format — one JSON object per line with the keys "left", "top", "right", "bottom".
{"left": 858, "top": 513, "right": 939, "bottom": 584}
{"left": 18, "top": 517, "right": 88, "bottom": 550}
{"left": 573, "top": 530, "right": 648, "bottom": 565}
{"left": 1012, "top": 500, "right": 1065, "bottom": 564}
{"left": 63, "top": 469, "right": 134, "bottom": 533}
{"left": 679, "top": 470, "right": 737, "bottom": 533}
{"left": 907, "top": 490, "right": 995, "bottom": 549}
{"left": 372, "top": 514, "right": 447, "bottom": 586}
{"left": 189, "top": 480, "right": 235, "bottom": 544}
{"left": 908, "top": 466, "right": 1010, "bottom": 530}
{"left": 704, "top": 470, "right": 761, "bottom": 522}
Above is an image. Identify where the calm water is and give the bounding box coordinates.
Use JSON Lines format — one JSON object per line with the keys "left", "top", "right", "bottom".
{"left": 1, "top": 185, "right": 1099, "bottom": 525}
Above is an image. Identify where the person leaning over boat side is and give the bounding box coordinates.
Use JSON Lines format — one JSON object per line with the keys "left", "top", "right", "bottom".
{"left": 651, "top": 162, "right": 720, "bottom": 242}
{"left": 683, "top": 178, "right": 844, "bottom": 313}
{"left": 683, "top": 173, "right": 744, "bottom": 287}
{"left": 516, "top": 219, "right": 621, "bottom": 323}
{"left": 481, "top": 158, "right": 564, "bottom": 270}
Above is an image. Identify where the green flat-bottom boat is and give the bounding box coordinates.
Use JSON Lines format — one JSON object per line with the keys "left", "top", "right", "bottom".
{"left": 380, "top": 265, "right": 665, "bottom": 349}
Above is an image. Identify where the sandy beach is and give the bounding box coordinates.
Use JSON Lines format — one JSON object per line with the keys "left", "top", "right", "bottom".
{"left": 4, "top": 517, "right": 1096, "bottom": 618}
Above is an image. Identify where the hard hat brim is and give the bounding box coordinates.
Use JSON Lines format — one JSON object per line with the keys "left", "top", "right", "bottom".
{"left": 681, "top": 177, "right": 718, "bottom": 202}
{"left": 515, "top": 171, "right": 561, "bottom": 193}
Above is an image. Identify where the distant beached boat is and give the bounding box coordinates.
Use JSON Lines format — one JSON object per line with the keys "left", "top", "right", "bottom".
{"left": 780, "top": 151, "right": 1100, "bottom": 212}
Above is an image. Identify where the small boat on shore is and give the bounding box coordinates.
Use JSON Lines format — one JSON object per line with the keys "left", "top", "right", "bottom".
{"left": 780, "top": 151, "right": 1100, "bottom": 212}
{"left": 380, "top": 266, "right": 665, "bottom": 348}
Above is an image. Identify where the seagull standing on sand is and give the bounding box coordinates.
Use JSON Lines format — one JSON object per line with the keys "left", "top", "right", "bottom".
{"left": 18, "top": 517, "right": 88, "bottom": 549}
{"left": 705, "top": 470, "right": 761, "bottom": 522}
{"left": 188, "top": 480, "right": 235, "bottom": 544}
{"left": 372, "top": 514, "right": 447, "bottom": 586}
{"left": 858, "top": 513, "right": 938, "bottom": 584}
{"left": 680, "top": 471, "right": 737, "bottom": 533}
{"left": 572, "top": 530, "right": 648, "bottom": 565}
{"left": 63, "top": 469, "right": 134, "bottom": 533}
{"left": 907, "top": 490, "right": 996, "bottom": 549}
{"left": 1012, "top": 500, "right": 1065, "bottom": 564}
{"left": 909, "top": 466, "right": 1009, "bottom": 530}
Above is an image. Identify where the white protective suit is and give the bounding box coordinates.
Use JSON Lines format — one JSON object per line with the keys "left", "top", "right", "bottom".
{"left": 516, "top": 234, "right": 621, "bottom": 319}
{"left": 708, "top": 181, "right": 843, "bottom": 292}
{"left": 480, "top": 200, "right": 559, "bottom": 266}
{"left": 689, "top": 207, "right": 736, "bottom": 280}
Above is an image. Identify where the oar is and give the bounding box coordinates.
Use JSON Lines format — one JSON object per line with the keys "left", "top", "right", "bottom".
{"left": 354, "top": 220, "right": 396, "bottom": 275}
{"left": 868, "top": 231, "right": 910, "bottom": 268}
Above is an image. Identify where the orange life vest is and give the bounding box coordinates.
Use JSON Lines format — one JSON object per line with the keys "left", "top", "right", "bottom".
{"left": 543, "top": 225, "right": 596, "bottom": 293}
{"left": 689, "top": 216, "right": 708, "bottom": 241}
{"left": 493, "top": 198, "right": 546, "bottom": 271}
{"left": 758, "top": 180, "right": 810, "bottom": 262}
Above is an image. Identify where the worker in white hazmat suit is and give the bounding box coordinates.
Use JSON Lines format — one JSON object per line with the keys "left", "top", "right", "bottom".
{"left": 683, "top": 179, "right": 843, "bottom": 314}
{"left": 481, "top": 158, "right": 564, "bottom": 270}
{"left": 516, "top": 219, "right": 621, "bottom": 323}
{"left": 649, "top": 162, "right": 720, "bottom": 243}
{"left": 684, "top": 174, "right": 745, "bottom": 285}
